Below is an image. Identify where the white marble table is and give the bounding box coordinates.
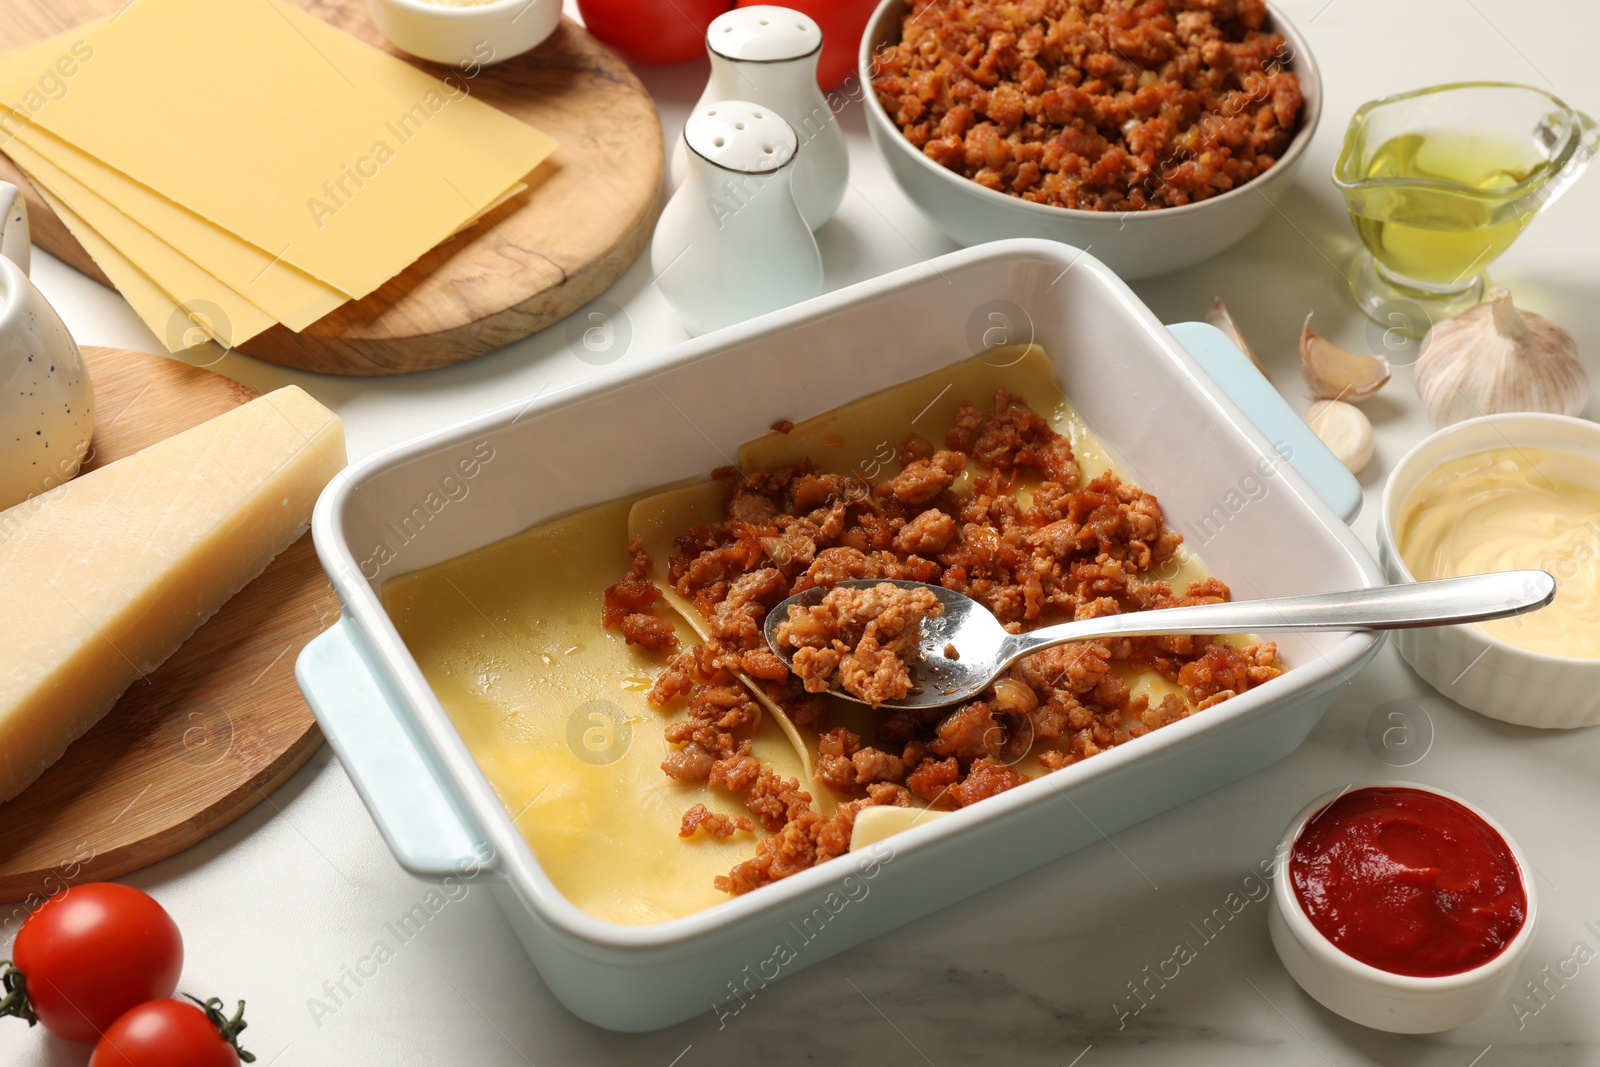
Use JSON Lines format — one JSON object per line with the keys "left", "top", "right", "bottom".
{"left": 5, "top": 0, "right": 1600, "bottom": 1063}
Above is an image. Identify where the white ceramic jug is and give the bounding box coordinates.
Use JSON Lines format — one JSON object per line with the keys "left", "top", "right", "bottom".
{"left": 669, "top": 6, "right": 848, "bottom": 230}
{"left": 0, "top": 183, "right": 28, "bottom": 276}
{"left": 652, "top": 101, "right": 823, "bottom": 337}
{"left": 0, "top": 181, "right": 94, "bottom": 512}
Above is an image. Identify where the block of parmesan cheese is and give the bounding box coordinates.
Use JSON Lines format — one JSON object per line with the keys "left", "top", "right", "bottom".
{"left": 0, "top": 386, "right": 345, "bottom": 803}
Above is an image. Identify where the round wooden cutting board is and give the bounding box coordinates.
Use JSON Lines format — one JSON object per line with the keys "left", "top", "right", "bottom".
{"left": 0, "top": 5, "right": 663, "bottom": 376}
{"left": 0, "top": 348, "right": 335, "bottom": 903}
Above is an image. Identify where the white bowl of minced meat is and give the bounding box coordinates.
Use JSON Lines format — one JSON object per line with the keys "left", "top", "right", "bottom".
{"left": 862, "top": 0, "right": 1323, "bottom": 279}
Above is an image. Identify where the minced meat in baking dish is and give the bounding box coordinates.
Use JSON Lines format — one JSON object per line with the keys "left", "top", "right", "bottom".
{"left": 871, "top": 0, "right": 1304, "bottom": 210}
{"left": 608, "top": 380, "right": 1283, "bottom": 898}
{"left": 774, "top": 582, "right": 946, "bottom": 707}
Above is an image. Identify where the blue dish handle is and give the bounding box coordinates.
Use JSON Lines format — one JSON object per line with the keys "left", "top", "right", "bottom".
{"left": 1168, "top": 321, "right": 1363, "bottom": 524}
{"left": 296, "top": 618, "right": 491, "bottom": 880}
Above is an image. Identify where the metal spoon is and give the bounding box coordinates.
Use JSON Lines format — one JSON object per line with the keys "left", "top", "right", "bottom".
{"left": 763, "top": 570, "right": 1557, "bottom": 711}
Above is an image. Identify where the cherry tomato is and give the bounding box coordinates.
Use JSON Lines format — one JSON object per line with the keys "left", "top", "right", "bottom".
{"left": 89, "top": 998, "right": 254, "bottom": 1067}
{"left": 738, "top": 0, "right": 879, "bottom": 90}
{"left": 576, "top": 0, "right": 733, "bottom": 67}
{"left": 7, "top": 884, "right": 182, "bottom": 1043}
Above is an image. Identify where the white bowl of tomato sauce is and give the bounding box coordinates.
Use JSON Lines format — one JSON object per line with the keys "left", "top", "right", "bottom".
{"left": 1269, "top": 782, "right": 1537, "bottom": 1034}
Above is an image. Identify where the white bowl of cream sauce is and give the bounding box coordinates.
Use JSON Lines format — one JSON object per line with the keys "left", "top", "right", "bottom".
{"left": 1379, "top": 413, "right": 1600, "bottom": 727}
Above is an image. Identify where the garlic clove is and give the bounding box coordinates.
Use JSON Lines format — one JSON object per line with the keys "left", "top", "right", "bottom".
{"left": 1204, "top": 298, "right": 1266, "bottom": 374}
{"left": 1300, "top": 313, "right": 1391, "bottom": 401}
{"left": 1306, "top": 399, "right": 1374, "bottom": 474}
{"left": 1415, "top": 287, "right": 1589, "bottom": 428}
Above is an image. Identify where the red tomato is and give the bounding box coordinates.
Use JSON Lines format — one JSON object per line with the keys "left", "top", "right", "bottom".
{"left": 576, "top": 0, "right": 733, "bottom": 66}
{"left": 89, "top": 998, "right": 252, "bottom": 1067}
{"left": 8, "top": 884, "right": 182, "bottom": 1043}
{"left": 738, "top": 0, "right": 879, "bottom": 90}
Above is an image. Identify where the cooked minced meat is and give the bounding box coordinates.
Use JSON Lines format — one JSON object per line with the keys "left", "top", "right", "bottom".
{"left": 608, "top": 387, "right": 1283, "bottom": 897}
{"left": 871, "top": 0, "right": 1304, "bottom": 211}
{"left": 775, "top": 583, "right": 944, "bottom": 706}
{"left": 602, "top": 539, "right": 679, "bottom": 652}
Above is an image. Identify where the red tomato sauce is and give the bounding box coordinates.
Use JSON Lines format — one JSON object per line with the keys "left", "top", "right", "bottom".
{"left": 1290, "top": 787, "right": 1527, "bottom": 978}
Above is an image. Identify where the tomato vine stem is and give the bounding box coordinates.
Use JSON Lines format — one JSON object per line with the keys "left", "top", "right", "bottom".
{"left": 187, "top": 995, "right": 256, "bottom": 1063}
{"left": 0, "top": 961, "right": 37, "bottom": 1026}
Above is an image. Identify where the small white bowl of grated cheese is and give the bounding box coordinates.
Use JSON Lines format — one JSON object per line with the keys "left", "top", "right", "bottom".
{"left": 368, "top": 0, "right": 561, "bottom": 68}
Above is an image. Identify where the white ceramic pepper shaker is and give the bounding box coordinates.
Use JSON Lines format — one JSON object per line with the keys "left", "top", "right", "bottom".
{"left": 669, "top": 6, "right": 848, "bottom": 230}
{"left": 652, "top": 101, "right": 823, "bottom": 338}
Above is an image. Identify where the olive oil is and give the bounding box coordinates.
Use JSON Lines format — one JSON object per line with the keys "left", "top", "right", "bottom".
{"left": 1348, "top": 129, "right": 1545, "bottom": 288}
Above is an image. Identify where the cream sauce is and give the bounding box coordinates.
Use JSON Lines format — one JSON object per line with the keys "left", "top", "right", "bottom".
{"left": 1399, "top": 446, "right": 1600, "bottom": 658}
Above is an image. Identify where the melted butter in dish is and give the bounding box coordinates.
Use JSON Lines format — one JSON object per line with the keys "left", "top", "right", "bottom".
{"left": 1399, "top": 447, "right": 1600, "bottom": 658}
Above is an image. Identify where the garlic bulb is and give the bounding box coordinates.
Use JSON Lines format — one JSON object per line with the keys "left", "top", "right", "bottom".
{"left": 1203, "top": 298, "right": 1266, "bottom": 374}
{"left": 1306, "top": 399, "right": 1373, "bottom": 474}
{"left": 1415, "top": 287, "right": 1588, "bottom": 427}
{"left": 1300, "top": 314, "right": 1391, "bottom": 401}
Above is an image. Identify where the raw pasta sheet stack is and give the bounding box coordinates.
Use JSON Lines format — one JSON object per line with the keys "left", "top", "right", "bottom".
{"left": 0, "top": 0, "right": 557, "bottom": 350}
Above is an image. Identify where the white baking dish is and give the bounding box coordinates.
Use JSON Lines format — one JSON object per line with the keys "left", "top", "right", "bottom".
{"left": 296, "top": 238, "right": 1381, "bottom": 1032}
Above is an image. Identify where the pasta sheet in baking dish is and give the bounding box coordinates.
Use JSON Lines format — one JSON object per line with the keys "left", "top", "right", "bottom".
{"left": 383, "top": 493, "right": 811, "bottom": 926}
{"left": 386, "top": 346, "right": 1274, "bottom": 924}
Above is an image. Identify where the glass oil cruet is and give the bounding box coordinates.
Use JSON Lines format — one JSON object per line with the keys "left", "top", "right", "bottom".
{"left": 1334, "top": 82, "right": 1598, "bottom": 331}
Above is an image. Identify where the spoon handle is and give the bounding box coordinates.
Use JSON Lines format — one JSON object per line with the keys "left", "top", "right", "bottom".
{"left": 999, "top": 570, "right": 1556, "bottom": 670}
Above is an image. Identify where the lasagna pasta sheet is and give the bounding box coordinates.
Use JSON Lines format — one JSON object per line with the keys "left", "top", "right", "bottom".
{"left": 383, "top": 494, "right": 808, "bottom": 926}
{"left": 0, "top": 0, "right": 556, "bottom": 298}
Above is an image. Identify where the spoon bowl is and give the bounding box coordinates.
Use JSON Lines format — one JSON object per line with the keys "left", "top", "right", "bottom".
{"left": 764, "top": 571, "right": 1557, "bottom": 711}
{"left": 765, "top": 579, "right": 1012, "bottom": 711}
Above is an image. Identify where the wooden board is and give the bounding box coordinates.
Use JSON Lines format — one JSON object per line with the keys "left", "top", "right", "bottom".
{"left": 0, "top": 6, "right": 663, "bottom": 376}
{"left": 0, "top": 347, "right": 336, "bottom": 902}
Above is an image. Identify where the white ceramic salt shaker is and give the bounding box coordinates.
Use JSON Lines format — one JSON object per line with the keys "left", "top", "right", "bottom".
{"left": 669, "top": 6, "right": 848, "bottom": 230}
{"left": 652, "top": 101, "right": 823, "bottom": 337}
{"left": 0, "top": 184, "right": 94, "bottom": 512}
